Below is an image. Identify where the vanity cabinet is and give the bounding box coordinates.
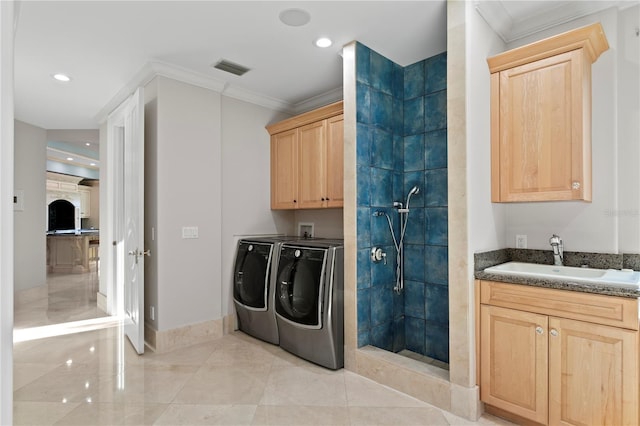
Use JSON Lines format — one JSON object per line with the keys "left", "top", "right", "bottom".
{"left": 79, "top": 186, "right": 91, "bottom": 218}
{"left": 267, "top": 101, "right": 343, "bottom": 210}
{"left": 488, "top": 23, "right": 608, "bottom": 202}
{"left": 478, "top": 280, "right": 638, "bottom": 425}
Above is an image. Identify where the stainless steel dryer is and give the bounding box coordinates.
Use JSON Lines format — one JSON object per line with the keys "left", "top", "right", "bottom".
{"left": 274, "top": 239, "right": 344, "bottom": 369}
{"left": 233, "top": 236, "right": 292, "bottom": 344}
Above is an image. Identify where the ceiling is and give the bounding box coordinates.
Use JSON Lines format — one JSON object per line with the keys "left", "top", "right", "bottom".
{"left": 14, "top": 1, "right": 448, "bottom": 131}
{"left": 14, "top": 1, "right": 629, "bottom": 137}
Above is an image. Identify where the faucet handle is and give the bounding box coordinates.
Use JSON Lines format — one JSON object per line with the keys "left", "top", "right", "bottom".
{"left": 549, "top": 234, "right": 562, "bottom": 245}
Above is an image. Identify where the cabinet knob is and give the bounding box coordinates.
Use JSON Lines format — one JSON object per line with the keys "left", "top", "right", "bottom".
{"left": 326, "top": 197, "right": 330, "bottom": 201}
{"left": 293, "top": 199, "right": 297, "bottom": 203}
{"left": 321, "top": 198, "right": 325, "bottom": 201}
{"left": 550, "top": 329, "right": 559, "bottom": 337}
{"left": 535, "top": 326, "right": 544, "bottom": 335}
{"left": 572, "top": 181, "right": 581, "bottom": 190}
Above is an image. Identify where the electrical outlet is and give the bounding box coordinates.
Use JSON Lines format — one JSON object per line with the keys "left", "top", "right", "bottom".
{"left": 516, "top": 234, "right": 527, "bottom": 249}
{"left": 182, "top": 226, "right": 199, "bottom": 239}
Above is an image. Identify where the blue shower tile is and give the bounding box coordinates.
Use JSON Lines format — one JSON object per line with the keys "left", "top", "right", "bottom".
{"left": 425, "top": 245, "right": 448, "bottom": 286}
{"left": 356, "top": 42, "right": 371, "bottom": 85}
{"left": 425, "top": 169, "right": 447, "bottom": 207}
{"left": 425, "top": 129, "right": 447, "bottom": 170}
{"left": 425, "top": 324, "right": 449, "bottom": 363}
{"left": 393, "top": 97, "right": 404, "bottom": 134}
{"left": 425, "top": 207, "right": 448, "bottom": 246}
{"left": 356, "top": 123, "right": 371, "bottom": 167}
{"left": 357, "top": 165, "right": 371, "bottom": 207}
{"left": 425, "top": 283, "right": 449, "bottom": 325}
{"left": 425, "top": 52, "right": 447, "bottom": 95}
{"left": 370, "top": 168, "right": 393, "bottom": 207}
{"left": 393, "top": 172, "right": 404, "bottom": 205}
{"left": 371, "top": 322, "right": 394, "bottom": 352}
{"left": 371, "top": 90, "right": 394, "bottom": 132}
{"left": 404, "top": 244, "right": 425, "bottom": 282}
{"left": 372, "top": 128, "right": 393, "bottom": 170}
{"left": 393, "top": 134, "right": 404, "bottom": 171}
{"left": 393, "top": 288, "right": 405, "bottom": 319}
{"left": 370, "top": 285, "right": 393, "bottom": 327}
{"left": 356, "top": 82, "right": 371, "bottom": 124}
{"left": 371, "top": 208, "right": 394, "bottom": 247}
{"left": 404, "top": 60, "right": 425, "bottom": 100}
{"left": 424, "top": 90, "right": 447, "bottom": 132}
{"left": 393, "top": 317, "right": 406, "bottom": 353}
{"left": 404, "top": 97, "right": 424, "bottom": 136}
{"left": 358, "top": 329, "right": 371, "bottom": 348}
{"left": 405, "top": 317, "right": 426, "bottom": 354}
{"left": 357, "top": 248, "right": 372, "bottom": 290}
{"left": 404, "top": 280, "right": 425, "bottom": 320}
{"left": 404, "top": 134, "right": 425, "bottom": 172}
{"left": 371, "top": 244, "right": 395, "bottom": 287}
{"left": 370, "top": 50, "right": 393, "bottom": 95}
{"left": 404, "top": 207, "right": 425, "bottom": 245}
{"left": 357, "top": 288, "right": 371, "bottom": 332}
{"left": 404, "top": 172, "right": 425, "bottom": 208}
{"left": 357, "top": 207, "right": 371, "bottom": 248}
{"left": 392, "top": 62, "right": 404, "bottom": 99}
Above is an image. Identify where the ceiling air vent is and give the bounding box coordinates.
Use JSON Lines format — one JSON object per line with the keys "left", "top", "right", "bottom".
{"left": 212, "top": 59, "right": 250, "bottom": 76}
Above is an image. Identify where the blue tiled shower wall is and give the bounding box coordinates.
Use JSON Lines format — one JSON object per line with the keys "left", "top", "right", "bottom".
{"left": 356, "top": 42, "right": 449, "bottom": 363}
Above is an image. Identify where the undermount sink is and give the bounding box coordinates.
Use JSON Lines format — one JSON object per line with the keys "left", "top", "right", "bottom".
{"left": 484, "top": 261, "right": 640, "bottom": 288}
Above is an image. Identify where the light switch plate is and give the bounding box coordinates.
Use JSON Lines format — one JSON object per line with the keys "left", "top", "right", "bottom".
{"left": 516, "top": 234, "right": 527, "bottom": 249}
{"left": 182, "top": 226, "right": 199, "bottom": 239}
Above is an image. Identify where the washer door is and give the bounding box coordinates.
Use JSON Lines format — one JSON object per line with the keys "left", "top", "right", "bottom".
{"left": 275, "top": 246, "right": 326, "bottom": 328}
{"left": 233, "top": 242, "right": 272, "bottom": 310}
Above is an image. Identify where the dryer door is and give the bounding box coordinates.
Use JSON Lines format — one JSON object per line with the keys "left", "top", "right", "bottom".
{"left": 275, "top": 246, "right": 326, "bottom": 328}
{"left": 233, "top": 242, "right": 272, "bottom": 310}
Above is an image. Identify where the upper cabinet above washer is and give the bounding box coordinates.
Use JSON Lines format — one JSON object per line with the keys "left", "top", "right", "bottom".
{"left": 267, "top": 101, "right": 344, "bottom": 210}
{"left": 488, "top": 23, "right": 608, "bottom": 203}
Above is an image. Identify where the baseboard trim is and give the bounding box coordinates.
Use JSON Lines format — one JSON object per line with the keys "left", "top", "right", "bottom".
{"left": 144, "top": 318, "right": 224, "bottom": 354}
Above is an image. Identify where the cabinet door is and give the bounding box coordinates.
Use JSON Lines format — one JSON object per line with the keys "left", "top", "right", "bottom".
{"left": 79, "top": 188, "right": 91, "bottom": 218}
{"left": 549, "top": 317, "right": 638, "bottom": 426}
{"left": 298, "top": 121, "right": 326, "bottom": 209}
{"left": 480, "top": 305, "right": 549, "bottom": 424}
{"left": 325, "top": 115, "right": 344, "bottom": 208}
{"left": 495, "top": 50, "right": 589, "bottom": 202}
{"left": 271, "top": 129, "right": 298, "bottom": 209}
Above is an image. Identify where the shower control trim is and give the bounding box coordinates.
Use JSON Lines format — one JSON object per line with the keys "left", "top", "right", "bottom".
{"left": 371, "top": 247, "right": 387, "bottom": 264}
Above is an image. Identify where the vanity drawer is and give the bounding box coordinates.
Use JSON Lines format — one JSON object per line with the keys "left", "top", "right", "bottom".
{"left": 480, "top": 280, "right": 639, "bottom": 330}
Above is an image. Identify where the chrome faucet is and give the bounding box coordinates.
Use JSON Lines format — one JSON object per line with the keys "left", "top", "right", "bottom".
{"left": 549, "top": 234, "right": 564, "bottom": 266}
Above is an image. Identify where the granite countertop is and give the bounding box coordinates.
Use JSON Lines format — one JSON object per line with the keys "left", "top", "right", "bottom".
{"left": 475, "top": 249, "right": 640, "bottom": 299}
{"left": 47, "top": 229, "right": 100, "bottom": 236}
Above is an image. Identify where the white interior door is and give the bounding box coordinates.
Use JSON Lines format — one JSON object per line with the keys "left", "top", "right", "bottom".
{"left": 107, "top": 87, "right": 145, "bottom": 354}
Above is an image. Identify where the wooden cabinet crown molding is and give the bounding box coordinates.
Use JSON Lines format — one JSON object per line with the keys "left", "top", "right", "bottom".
{"left": 487, "top": 22, "right": 609, "bottom": 73}
{"left": 266, "top": 101, "right": 343, "bottom": 136}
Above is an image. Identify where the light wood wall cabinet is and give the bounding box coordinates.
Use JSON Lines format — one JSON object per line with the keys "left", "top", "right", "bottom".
{"left": 477, "top": 280, "right": 639, "bottom": 425}
{"left": 267, "top": 101, "right": 343, "bottom": 210}
{"left": 487, "top": 23, "right": 609, "bottom": 202}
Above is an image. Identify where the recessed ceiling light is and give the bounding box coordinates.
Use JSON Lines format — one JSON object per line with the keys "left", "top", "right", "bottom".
{"left": 315, "top": 37, "right": 333, "bottom": 48}
{"left": 279, "top": 8, "right": 311, "bottom": 27}
{"left": 52, "top": 73, "right": 71, "bottom": 82}
{"left": 90, "top": 163, "right": 96, "bottom": 167}
{"left": 66, "top": 157, "right": 73, "bottom": 161}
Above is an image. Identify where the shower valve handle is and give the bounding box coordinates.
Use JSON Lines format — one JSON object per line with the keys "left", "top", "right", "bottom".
{"left": 371, "top": 247, "right": 387, "bottom": 264}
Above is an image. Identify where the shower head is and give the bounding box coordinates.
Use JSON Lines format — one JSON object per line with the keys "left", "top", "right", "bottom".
{"left": 405, "top": 186, "right": 420, "bottom": 208}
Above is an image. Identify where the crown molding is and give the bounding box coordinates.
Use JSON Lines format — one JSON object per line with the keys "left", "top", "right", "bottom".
{"left": 292, "top": 86, "right": 344, "bottom": 115}
{"left": 475, "top": 0, "right": 625, "bottom": 43}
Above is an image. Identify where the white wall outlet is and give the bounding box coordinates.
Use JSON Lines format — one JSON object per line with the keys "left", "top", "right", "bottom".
{"left": 150, "top": 306, "right": 155, "bottom": 321}
{"left": 516, "top": 234, "right": 527, "bottom": 249}
{"left": 298, "top": 222, "right": 314, "bottom": 238}
{"left": 182, "top": 226, "right": 199, "bottom": 239}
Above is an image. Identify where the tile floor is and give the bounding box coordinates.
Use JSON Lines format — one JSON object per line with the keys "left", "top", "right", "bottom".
{"left": 12, "top": 272, "right": 513, "bottom": 425}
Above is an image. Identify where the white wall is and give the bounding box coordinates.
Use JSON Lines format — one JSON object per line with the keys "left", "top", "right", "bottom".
{"left": 154, "top": 76, "right": 222, "bottom": 331}
{"left": 466, "top": 3, "right": 507, "bottom": 255}
{"left": 467, "top": 5, "right": 639, "bottom": 255}
{"left": 13, "top": 120, "right": 46, "bottom": 292}
{"left": 220, "top": 95, "right": 293, "bottom": 317}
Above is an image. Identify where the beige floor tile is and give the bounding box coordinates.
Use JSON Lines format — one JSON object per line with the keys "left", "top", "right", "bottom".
{"left": 260, "top": 365, "right": 348, "bottom": 407}
{"left": 173, "top": 365, "right": 270, "bottom": 405}
{"left": 155, "top": 404, "right": 257, "bottom": 425}
{"left": 13, "top": 401, "right": 81, "bottom": 426}
{"left": 251, "top": 405, "right": 350, "bottom": 425}
{"left": 348, "top": 406, "right": 450, "bottom": 425}
{"left": 53, "top": 402, "right": 168, "bottom": 425}
{"left": 344, "top": 370, "right": 428, "bottom": 408}
{"left": 13, "top": 362, "right": 60, "bottom": 391}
